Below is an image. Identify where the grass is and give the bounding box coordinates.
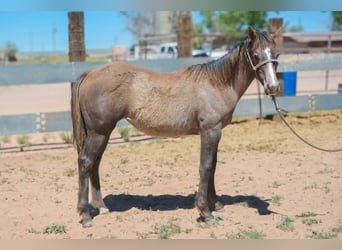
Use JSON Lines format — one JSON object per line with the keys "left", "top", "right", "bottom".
{"left": 100, "top": 234, "right": 117, "bottom": 239}
{"left": 272, "top": 181, "right": 282, "bottom": 188}
{"left": 43, "top": 223, "right": 66, "bottom": 234}
{"left": 59, "top": 132, "right": 73, "bottom": 144}
{"left": 226, "top": 229, "right": 266, "bottom": 239}
{"left": 272, "top": 195, "right": 282, "bottom": 206}
{"left": 304, "top": 183, "right": 319, "bottom": 190}
{"left": 153, "top": 218, "right": 182, "bottom": 239}
{"left": 317, "top": 167, "right": 334, "bottom": 175}
{"left": 276, "top": 216, "right": 295, "bottom": 232}
{"left": 1, "top": 135, "right": 11, "bottom": 144}
{"left": 63, "top": 167, "right": 77, "bottom": 177}
{"left": 296, "top": 211, "right": 318, "bottom": 218}
{"left": 118, "top": 127, "right": 131, "bottom": 142}
{"left": 16, "top": 135, "right": 30, "bottom": 146}
{"left": 302, "top": 218, "right": 321, "bottom": 226}
{"left": 332, "top": 225, "right": 342, "bottom": 234}
{"left": 311, "top": 231, "right": 337, "bottom": 239}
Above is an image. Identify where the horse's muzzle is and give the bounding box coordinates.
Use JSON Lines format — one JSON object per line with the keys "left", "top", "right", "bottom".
{"left": 265, "top": 81, "right": 280, "bottom": 96}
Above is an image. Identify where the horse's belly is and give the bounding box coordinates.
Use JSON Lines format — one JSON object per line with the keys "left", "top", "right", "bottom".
{"left": 126, "top": 110, "right": 199, "bottom": 137}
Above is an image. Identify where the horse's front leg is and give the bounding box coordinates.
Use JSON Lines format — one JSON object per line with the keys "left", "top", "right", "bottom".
{"left": 195, "top": 124, "right": 222, "bottom": 223}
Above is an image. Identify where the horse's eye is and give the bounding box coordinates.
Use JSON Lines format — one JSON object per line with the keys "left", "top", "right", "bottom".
{"left": 253, "top": 53, "right": 260, "bottom": 60}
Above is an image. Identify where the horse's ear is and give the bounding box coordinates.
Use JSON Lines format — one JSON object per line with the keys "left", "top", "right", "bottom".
{"left": 248, "top": 26, "right": 257, "bottom": 40}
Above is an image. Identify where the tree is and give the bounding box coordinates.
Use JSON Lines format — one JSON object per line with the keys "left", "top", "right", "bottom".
{"left": 199, "top": 11, "right": 268, "bottom": 44}
{"left": 121, "top": 11, "right": 155, "bottom": 41}
{"left": 4, "top": 41, "right": 18, "bottom": 62}
{"left": 331, "top": 11, "right": 342, "bottom": 30}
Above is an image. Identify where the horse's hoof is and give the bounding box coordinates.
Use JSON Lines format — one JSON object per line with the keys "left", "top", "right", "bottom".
{"left": 205, "top": 216, "right": 216, "bottom": 225}
{"left": 99, "top": 206, "right": 109, "bottom": 215}
{"left": 214, "top": 202, "right": 224, "bottom": 212}
{"left": 82, "top": 221, "right": 93, "bottom": 228}
{"left": 197, "top": 215, "right": 216, "bottom": 225}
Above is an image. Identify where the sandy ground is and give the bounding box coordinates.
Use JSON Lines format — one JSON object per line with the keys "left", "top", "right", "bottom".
{"left": 0, "top": 110, "right": 341, "bottom": 239}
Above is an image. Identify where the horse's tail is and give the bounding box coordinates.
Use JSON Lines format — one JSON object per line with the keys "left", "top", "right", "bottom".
{"left": 71, "top": 72, "right": 88, "bottom": 154}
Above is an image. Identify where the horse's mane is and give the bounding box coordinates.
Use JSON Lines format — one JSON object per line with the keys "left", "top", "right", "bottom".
{"left": 184, "top": 31, "right": 273, "bottom": 87}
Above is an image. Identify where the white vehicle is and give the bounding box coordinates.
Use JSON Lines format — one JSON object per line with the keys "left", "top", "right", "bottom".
{"left": 159, "top": 42, "right": 209, "bottom": 58}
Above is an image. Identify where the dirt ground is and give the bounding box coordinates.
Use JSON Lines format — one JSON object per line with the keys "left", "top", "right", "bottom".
{"left": 0, "top": 110, "right": 342, "bottom": 239}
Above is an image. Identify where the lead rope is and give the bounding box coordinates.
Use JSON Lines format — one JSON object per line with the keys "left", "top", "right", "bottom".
{"left": 271, "top": 96, "right": 342, "bottom": 153}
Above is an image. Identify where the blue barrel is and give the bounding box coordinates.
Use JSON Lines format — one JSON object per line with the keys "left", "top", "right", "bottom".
{"left": 283, "top": 72, "right": 297, "bottom": 96}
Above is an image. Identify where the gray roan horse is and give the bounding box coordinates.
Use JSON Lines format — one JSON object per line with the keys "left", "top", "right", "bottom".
{"left": 71, "top": 27, "right": 280, "bottom": 227}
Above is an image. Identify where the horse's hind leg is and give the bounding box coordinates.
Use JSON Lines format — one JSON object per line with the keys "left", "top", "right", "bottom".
{"left": 90, "top": 153, "right": 109, "bottom": 215}
{"left": 77, "top": 131, "right": 110, "bottom": 228}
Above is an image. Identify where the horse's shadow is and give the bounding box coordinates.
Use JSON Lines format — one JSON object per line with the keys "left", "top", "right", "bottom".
{"left": 89, "top": 193, "right": 275, "bottom": 218}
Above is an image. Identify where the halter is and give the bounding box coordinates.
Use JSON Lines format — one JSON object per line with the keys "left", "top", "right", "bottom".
{"left": 246, "top": 50, "right": 279, "bottom": 72}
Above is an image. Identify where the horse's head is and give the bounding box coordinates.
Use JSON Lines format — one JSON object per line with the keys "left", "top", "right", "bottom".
{"left": 246, "top": 26, "right": 280, "bottom": 96}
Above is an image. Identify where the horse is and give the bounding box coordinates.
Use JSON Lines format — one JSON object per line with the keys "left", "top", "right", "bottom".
{"left": 71, "top": 27, "right": 280, "bottom": 228}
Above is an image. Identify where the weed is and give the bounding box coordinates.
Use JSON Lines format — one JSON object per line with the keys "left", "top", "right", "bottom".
{"left": 276, "top": 216, "right": 295, "bottom": 232}
{"left": 302, "top": 218, "right": 321, "bottom": 226}
{"left": 136, "top": 231, "right": 150, "bottom": 239}
{"left": 118, "top": 127, "right": 131, "bottom": 142}
{"left": 296, "top": 211, "right": 318, "bottom": 218}
{"left": 120, "top": 156, "right": 129, "bottom": 164}
{"left": 332, "top": 225, "right": 342, "bottom": 234}
{"left": 210, "top": 231, "right": 217, "bottom": 239}
{"left": 16, "top": 135, "right": 30, "bottom": 146}
{"left": 43, "top": 223, "right": 66, "bottom": 234}
{"left": 304, "top": 183, "right": 319, "bottom": 190}
{"left": 1, "top": 135, "right": 11, "bottom": 144}
{"left": 42, "top": 133, "right": 55, "bottom": 143}
{"left": 100, "top": 234, "right": 117, "bottom": 239}
{"left": 311, "top": 231, "right": 337, "bottom": 239}
{"left": 322, "top": 185, "right": 330, "bottom": 194}
{"left": 27, "top": 227, "right": 40, "bottom": 234}
{"left": 214, "top": 214, "right": 224, "bottom": 222}
{"left": 64, "top": 167, "right": 77, "bottom": 177}
{"left": 153, "top": 218, "right": 182, "bottom": 239}
{"left": 60, "top": 132, "right": 73, "bottom": 144}
{"left": 272, "top": 181, "right": 282, "bottom": 188}
{"left": 226, "top": 229, "right": 266, "bottom": 239}
{"left": 317, "top": 167, "right": 334, "bottom": 175}
{"left": 272, "top": 195, "right": 282, "bottom": 206}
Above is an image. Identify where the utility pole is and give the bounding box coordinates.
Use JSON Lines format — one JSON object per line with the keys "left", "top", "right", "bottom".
{"left": 177, "top": 12, "right": 193, "bottom": 58}
{"left": 52, "top": 24, "right": 57, "bottom": 52}
{"left": 68, "top": 12, "right": 86, "bottom": 62}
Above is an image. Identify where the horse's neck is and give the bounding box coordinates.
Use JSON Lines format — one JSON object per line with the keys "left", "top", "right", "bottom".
{"left": 225, "top": 49, "right": 255, "bottom": 99}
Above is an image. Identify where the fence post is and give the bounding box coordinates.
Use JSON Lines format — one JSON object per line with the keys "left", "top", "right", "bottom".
{"left": 177, "top": 12, "right": 193, "bottom": 58}
{"left": 268, "top": 18, "right": 284, "bottom": 96}
{"left": 68, "top": 12, "right": 86, "bottom": 62}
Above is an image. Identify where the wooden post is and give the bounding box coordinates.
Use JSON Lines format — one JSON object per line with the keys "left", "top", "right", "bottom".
{"left": 68, "top": 12, "right": 86, "bottom": 62}
{"left": 268, "top": 18, "right": 284, "bottom": 96}
{"left": 177, "top": 13, "right": 193, "bottom": 58}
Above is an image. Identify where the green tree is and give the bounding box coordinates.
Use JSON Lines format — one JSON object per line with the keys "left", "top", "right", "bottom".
{"left": 199, "top": 11, "right": 268, "bottom": 44}
{"left": 4, "top": 41, "right": 18, "bottom": 62}
{"left": 331, "top": 11, "right": 342, "bottom": 30}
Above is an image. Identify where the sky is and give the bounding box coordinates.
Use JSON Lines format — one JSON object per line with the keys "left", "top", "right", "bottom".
{"left": 0, "top": 11, "right": 334, "bottom": 53}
